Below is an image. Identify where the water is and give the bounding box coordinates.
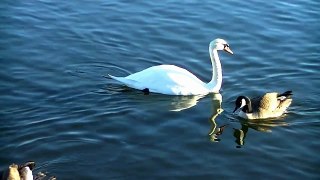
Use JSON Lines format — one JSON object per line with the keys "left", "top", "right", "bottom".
{"left": 0, "top": 0, "right": 319, "bottom": 179}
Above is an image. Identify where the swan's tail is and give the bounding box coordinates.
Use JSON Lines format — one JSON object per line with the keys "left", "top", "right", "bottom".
{"left": 108, "top": 74, "right": 140, "bottom": 88}
{"left": 108, "top": 74, "right": 129, "bottom": 84}
{"left": 108, "top": 74, "right": 123, "bottom": 81}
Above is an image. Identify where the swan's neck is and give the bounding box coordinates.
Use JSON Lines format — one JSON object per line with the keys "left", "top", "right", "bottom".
{"left": 206, "top": 48, "right": 222, "bottom": 92}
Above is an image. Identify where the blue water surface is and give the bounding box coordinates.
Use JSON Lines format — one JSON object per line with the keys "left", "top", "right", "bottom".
{"left": 0, "top": 0, "right": 319, "bottom": 179}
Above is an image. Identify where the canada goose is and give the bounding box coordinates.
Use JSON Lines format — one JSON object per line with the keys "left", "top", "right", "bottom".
{"left": 109, "top": 38, "right": 233, "bottom": 95}
{"left": 233, "top": 91, "right": 293, "bottom": 119}
{"left": 2, "top": 164, "right": 20, "bottom": 180}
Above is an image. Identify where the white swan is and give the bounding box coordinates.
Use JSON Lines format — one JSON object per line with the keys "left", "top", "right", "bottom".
{"left": 109, "top": 38, "right": 233, "bottom": 95}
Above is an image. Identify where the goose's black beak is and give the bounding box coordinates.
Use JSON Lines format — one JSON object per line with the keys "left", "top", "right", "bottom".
{"left": 233, "top": 106, "right": 238, "bottom": 113}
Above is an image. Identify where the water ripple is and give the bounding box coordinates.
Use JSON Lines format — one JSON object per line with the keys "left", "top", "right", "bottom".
{"left": 1, "top": 0, "right": 319, "bottom": 179}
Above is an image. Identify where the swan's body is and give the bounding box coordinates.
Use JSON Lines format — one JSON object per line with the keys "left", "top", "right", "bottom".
{"left": 109, "top": 38, "right": 233, "bottom": 95}
{"left": 109, "top": 65, "right": 211, "bottom": 95}
{"left": 233, "top": 91, "right": 293, "bottom": 120}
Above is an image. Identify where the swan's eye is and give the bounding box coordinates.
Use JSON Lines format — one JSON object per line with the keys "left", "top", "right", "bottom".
{"left": 224, "top": 44, "right": 229, "bottom": 48}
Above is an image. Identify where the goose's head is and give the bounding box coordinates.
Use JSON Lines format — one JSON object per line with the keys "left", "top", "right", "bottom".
{"left": 233, "top": 96, "right": 249, "bottom": 113}
{"left": 210, "top": 38, "right": 233, "bottom": 54}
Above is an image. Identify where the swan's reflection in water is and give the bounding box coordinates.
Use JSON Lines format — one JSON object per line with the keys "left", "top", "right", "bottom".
{"left": 169, "top": 95, "right": 205, "bottom": 112}
{"left": 207, "top": 93, "right": 228, "bottom": 142}
{"left": 145, "top": 94, "right": 205, "bottom": 112}
{"left": 233, "top": 119, "right": 288, "bottom": 148}
{"left": 107, "top": 85, "right": 205, "bottom": 112}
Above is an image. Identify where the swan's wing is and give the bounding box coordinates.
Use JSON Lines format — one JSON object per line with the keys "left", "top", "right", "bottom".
{"left": 112, "top": 65, "right": 208, "bottom": 95}
{"left": 126, "top": 65, "right": 203, "bottom": 83}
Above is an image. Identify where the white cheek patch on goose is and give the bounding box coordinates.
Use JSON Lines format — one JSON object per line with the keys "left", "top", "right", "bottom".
{"left": 240, "top": 98, "right": 246, "bottom": 108}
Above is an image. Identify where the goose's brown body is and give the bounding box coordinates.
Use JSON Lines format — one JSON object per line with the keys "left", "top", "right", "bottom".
{"left": 235, "top": 91, "right": 293, "bottom": 119}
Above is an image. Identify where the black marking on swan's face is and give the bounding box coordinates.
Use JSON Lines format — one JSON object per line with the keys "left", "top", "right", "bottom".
{"left": 210, "top": 38, "right": 233, "bottom": 54}
{"left": 223, "top": 43, "right": 233, "bottom": 54}
{"left": 211, "top": 38, "right": 228, "bottom": 49}
{"left": 142, "top": 88, "right": 150, "bottom": 95}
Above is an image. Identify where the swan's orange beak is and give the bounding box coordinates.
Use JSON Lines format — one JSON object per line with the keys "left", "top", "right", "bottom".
{"left": 224, "top": 46, "right": 233, "bottom": 55}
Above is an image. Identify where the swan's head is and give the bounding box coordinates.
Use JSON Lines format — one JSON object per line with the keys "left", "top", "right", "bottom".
{"left": 233, "top": 96, "right": 248, "bottom": 113}
{"left": 210, "top": 38, "right": 233, "bottom": 54}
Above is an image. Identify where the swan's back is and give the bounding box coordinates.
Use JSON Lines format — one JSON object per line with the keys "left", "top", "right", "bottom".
{"left": 110, "top": 65, "right": 210, "bottom": 95}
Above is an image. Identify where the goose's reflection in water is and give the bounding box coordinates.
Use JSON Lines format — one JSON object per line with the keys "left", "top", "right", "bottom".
{"left": 207, "top": 93, "right": 228, "bottom": 142}
{"left": 233, "top": 123, "right": 248, "bottom": 148}
{"left": 233, "top": 118, "right": 288, "bottom": 148}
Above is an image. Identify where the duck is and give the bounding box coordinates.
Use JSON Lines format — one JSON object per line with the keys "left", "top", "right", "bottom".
{"left": 109, "top": 38, "right": 233, "bottom": 95}
{"left": 0, "top": 161, "right": 56, "bottom": 180}
{"left": 1, "top": 164, "right": 20, "bottom": 180}
{"left": 233, "top": 91, "right": 293, "bottom": 119}
{"left": 0, "top": 161, "right": 35, "bottom": 180}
